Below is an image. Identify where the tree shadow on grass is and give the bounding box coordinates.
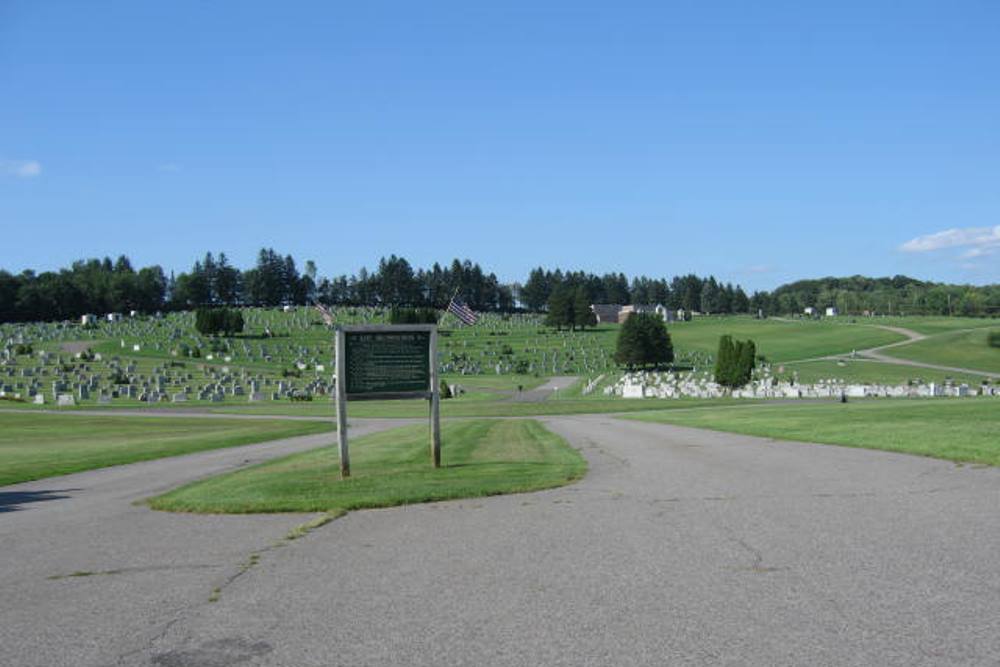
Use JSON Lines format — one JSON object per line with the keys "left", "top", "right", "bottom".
{"left": 0, "top": 489, "right": 77, "bottom": 513}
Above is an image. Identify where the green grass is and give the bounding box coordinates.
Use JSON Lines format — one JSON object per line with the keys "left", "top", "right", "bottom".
{"left": 862, "top": 316, "right": 998, "bottom": 335}
{"left": 668, "top": 316, "right": 904, "bottom": 362}
{"left": 204, "top": 396, "right": 750, "bottom": 418}
{"left": 147, "top": 419, "right": 587, "bottom": 513}
{"left": 881, "top": 327, "right": 1000, "bottom": 374}
{"left": 0, "top": 413, "right": 333, "bottom": 486}
{"left": 780, "top": 359, "right": 988, "bottom": 386}
{"left": 626, "top": 398, "right": 1000, "bottom": 466}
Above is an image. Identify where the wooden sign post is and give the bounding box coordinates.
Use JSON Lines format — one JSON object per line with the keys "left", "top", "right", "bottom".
{"left": 334, "top": 325, "right": 440, "bottom": 478}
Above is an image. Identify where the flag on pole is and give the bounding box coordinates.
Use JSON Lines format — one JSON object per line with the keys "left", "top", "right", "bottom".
{"left": 314, "top": 303, "right": 334, "bottom": 326}
{"left": 446, "top": 296, "right": 478, "bottom": 326}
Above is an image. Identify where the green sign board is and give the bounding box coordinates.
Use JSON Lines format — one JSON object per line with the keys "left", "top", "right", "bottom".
{"left": 344, "top": 330, "right": 431, "bottom": 395}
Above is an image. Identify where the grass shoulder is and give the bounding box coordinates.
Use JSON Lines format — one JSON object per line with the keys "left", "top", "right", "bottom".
{"left": 624, "top": 398, "right": 1000, "bottom": 466}
{"left": 0, "top": 413, "right": 333, "bottom": 486}
{"left": 147, "top": 419, "right": 586, "bottom": 514}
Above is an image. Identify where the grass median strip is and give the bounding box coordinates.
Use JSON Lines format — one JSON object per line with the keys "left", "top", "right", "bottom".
{"left": 0, "top": 413, "right": 334, "bottom": 486}
{"left": 625, "top": 398, "right": 1000, "bottom": 466}
{"left": 147, "top": 419, "right": 586, "bottom": 514}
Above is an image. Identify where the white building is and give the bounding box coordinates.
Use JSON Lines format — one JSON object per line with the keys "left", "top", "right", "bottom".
{"left": 825, "top": 306, "right": 839, "bottom": 317}
{"left": 804, "top": 307, "right": 816, "bottom": 316}
{"left": 80, "top": 314, "right": 96, "bottom": 326}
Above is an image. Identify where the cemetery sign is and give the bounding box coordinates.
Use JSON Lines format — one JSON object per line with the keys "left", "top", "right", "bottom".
{"left": 343, "top": 329, "right": 431, "bottom": 398}
{"left": 334, "top": 325, "right": 440, "bottom": 478}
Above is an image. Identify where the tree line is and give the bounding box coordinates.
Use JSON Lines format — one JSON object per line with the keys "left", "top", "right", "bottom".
{"left": 765, "top": 275, "right": 1000, "bottom": 318}
{"left": 1, "top": 251, "right": 997, "bottom": 323}
{"left": 519, "top": 268, "right": 754, "bottom": 314}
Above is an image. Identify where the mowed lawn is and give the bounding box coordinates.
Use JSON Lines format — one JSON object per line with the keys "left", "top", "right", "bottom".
{"left": 626, "top": 399, "right": 1000, "bottom": 466}
{"left": 866, "top": 316, "right": 998, "bottom": 336}
{"left": 881, "top": 327, "right": 1000, "bottom": 374}
{"left": 668, "top": 317, "right": 904, "bottom": 362}
{"left": 206, "top": 396, "right": 747, "bottom": 419}
{"left": 0, "top": 413, "right": 333, "bottom": 486}
{"left": 148, "top": 419, "right": 586, "bottom": 513}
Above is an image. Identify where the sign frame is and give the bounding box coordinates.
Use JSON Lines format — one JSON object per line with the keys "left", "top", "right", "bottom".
{"left": 334, "top": 324, "right": 440, "bottom": 478}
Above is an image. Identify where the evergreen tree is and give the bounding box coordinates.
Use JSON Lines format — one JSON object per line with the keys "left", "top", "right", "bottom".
{"left": 614, "top": 313, "right": 674, "bottom": 368}
{"left": 715, "top": 335, "right": 756, "bottom": 388}
{"left": 714, "top": 335, "right": 736, "bottom": 387}
{"left": 545, "top": 286, "right": 574, "bottom": 330}
{"left": 573, "top": 287, "right": 596, "bottom": 330}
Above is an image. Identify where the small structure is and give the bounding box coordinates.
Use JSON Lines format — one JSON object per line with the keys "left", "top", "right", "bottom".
{"left": 106, "top": 312, "right": 123, "bottom": 323}
{"left": 620, "top": 304, "right": 662, "bottom": 322}
{"left": 590, "top": 304, "right": 623, "bottom": 324}
{"left": 825, "top": 307, "right": 839, "bottom": 317}
{"left": 804, "top": 307, "right": 816, "bottom": 316}
{"left": 80, "top": 314, "right": 96, "bottom": 326}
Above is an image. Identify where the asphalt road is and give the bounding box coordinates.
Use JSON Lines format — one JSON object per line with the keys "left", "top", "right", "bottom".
{"left": 2, "top": 415, "right": 999, "bottom": 666}
{"left": 507, "top": 375, "right": 580, "bottom": 402}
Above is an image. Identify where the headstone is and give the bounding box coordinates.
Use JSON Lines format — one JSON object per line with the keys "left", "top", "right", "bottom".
{"left": 57, "top": 394, "right": 76, "bottom": 407}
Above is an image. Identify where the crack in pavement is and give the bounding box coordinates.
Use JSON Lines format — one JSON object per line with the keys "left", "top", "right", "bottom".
{"left": 47, "top": 563, "right": 219, "bottom": 581}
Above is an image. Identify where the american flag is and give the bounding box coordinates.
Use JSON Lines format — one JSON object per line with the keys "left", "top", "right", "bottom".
{"left": 314, "top": 303, "right": 334, "bottom": 326}
{"left": 447, "top": 296, "right": 478, "bottom": 326}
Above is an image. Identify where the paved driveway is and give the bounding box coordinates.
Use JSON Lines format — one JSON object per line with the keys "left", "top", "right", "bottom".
{"left": 2, "top": 415, "right": 999, "bottom": 666}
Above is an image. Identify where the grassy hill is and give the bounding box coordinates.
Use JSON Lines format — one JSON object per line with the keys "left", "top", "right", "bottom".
{"left": 666, "top": 316, "right": 903, "bottom": 362}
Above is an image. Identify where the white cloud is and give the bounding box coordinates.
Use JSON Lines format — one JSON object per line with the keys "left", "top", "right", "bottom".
{"left": 1, "top": 159, "right": 42, "bottom": 178}
{"left": 900, "top": 226, "right": 1000, "bottom": 259}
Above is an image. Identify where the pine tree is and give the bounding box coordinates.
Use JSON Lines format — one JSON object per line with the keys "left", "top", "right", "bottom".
{"left": 573, "top": 287, "right": 596, "bottom": 330}
{"left": 545, "top": 287, "right": 574, "bottom": 330}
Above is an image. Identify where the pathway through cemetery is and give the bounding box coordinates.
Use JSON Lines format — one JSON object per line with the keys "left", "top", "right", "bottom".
{"left": 2, "top": 413, "right": 999, "bottom": 666}
{"left": 782, "top": 322, "right": 1000, "bottom": 379}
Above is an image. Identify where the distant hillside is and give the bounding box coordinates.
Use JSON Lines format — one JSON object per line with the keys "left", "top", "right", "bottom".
{"left": 766, "top": 275, "right": 999, "bottom": 317}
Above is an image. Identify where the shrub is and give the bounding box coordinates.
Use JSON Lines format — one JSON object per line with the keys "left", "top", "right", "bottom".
{"left": 989, "top": 331, "right": 1000, "bottom": 349}
{"left": 440, "top": 380, "right": 452, "bottom": 399}
{"left": 714, "top": 335, "right": 756, "bottom": 388}
{"left": 194, "top": 307, "right": 245, "bottom": 336}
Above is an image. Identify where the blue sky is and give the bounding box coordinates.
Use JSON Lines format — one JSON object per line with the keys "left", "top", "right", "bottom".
{"left": 1, "top": 0, "right": 998, "bottom": 290}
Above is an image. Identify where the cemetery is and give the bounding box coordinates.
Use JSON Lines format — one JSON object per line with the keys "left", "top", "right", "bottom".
{"left": 0, "top": 307, "right": 996, "bottom": 413}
